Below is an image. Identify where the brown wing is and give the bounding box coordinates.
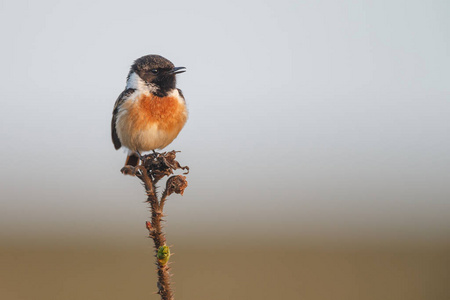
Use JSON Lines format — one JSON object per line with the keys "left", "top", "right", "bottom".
{"left": 111, "top": 88, "right": 135, "bottom": 150}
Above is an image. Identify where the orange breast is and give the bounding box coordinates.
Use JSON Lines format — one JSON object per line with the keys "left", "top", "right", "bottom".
{"left": 117, "top": 92, "right": 187, "bottom": 151}
{"left": 128, "top": 93, "right": 187, "bottom": 132}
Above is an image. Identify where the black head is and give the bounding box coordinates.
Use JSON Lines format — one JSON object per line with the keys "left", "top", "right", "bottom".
{"left": 128, "top": 54, "right": 186, "bottom": 96}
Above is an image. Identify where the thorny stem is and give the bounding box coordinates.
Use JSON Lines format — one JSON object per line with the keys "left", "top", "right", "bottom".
{"left": 159, "top": 189, "right": 169, "bottom": 212}
{"left": 121, "top": 151, "right": 189, "bottom": 300}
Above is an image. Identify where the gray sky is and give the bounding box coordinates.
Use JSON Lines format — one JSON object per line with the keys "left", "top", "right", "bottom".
{"left": 1, "top": 0, "right": 449, "bottom": 243}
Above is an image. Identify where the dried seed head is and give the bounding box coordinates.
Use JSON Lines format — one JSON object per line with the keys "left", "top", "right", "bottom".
{"left": 139, "top": 151, "right": 189, "bottom": 181}
{"left": 166, "top": 175, "right": 188, "bottom": 196}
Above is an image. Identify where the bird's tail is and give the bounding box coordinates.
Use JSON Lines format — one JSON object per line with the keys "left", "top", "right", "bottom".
{"left": 125, "top": 153, "right": 140, "bottom": 167}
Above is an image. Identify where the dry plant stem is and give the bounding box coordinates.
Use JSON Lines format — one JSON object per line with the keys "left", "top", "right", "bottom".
{"left": 159, "top": 189, "right": 169, "bottom": 211}
{"left": 138, "top": 168, "right": 166, "bottom": 248}
{"left": 142, "top": 171, "right": 172, "bottom": 299}
{"left": 121, "top": 151, "right": 189, "bottom": 300}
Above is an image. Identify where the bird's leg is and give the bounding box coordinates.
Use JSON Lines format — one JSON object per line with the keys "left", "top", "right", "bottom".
{"left": 151, "top": 149, "right": 160, "bottom": 160}
{"left": 136, "top": 150, "right": 145, "bottom": 163}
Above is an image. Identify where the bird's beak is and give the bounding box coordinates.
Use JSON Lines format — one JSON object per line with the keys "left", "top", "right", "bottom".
{"left": 168, "top": 67, "right": 186, "bottom": 75}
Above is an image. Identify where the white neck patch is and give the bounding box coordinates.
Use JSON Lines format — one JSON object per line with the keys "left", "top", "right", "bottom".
{"left": 126, "top": 72, "right": 158, "bottom": 94}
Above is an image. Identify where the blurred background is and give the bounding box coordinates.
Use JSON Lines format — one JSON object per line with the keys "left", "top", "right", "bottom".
{"left": 1, "top": 0, "right": 449, "bottom": 299}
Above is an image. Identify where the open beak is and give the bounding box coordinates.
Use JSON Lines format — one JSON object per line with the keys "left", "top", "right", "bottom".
{"left": 168, "top": 67, "right": 186, "bottom": 75}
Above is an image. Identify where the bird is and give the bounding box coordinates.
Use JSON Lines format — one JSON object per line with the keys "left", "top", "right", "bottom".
{"left": 111, "top": 54, "right": 188, "bottom": 167}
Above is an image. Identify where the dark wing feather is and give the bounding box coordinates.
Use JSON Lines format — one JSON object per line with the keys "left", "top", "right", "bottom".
{"left": 111, "top": 88, "right": 135, "bottom": 150}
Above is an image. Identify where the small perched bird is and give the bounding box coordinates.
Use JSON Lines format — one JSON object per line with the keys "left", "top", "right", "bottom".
{"left": 111, "top": 55, "right": 188, "bottom": 166}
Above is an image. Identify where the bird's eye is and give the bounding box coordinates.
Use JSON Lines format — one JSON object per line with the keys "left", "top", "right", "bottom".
{"left": 150, "top": 69, "right": 158, "bottom": 74}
